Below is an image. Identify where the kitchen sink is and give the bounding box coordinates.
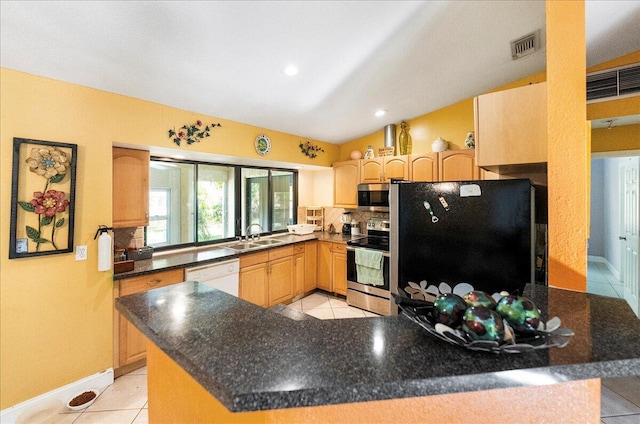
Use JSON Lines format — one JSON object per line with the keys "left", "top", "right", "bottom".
{"left": 252, "top": 239, "right": 283, "bottom": 246}
{"left": 226, "top": 242, "right": 260, "bottom": 251}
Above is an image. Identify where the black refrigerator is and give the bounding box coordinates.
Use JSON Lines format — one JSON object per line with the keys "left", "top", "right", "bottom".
{"left": 390, "top": 179, "right": 535, "bottom": 301}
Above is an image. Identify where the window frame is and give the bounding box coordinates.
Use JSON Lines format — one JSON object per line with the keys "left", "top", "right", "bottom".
{"left": 148, "top": 156, "right": 298, "bottom": 251}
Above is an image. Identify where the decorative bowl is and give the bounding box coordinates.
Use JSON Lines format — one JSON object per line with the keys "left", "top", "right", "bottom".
{"left": 66, "top": 389, "right": 99, "bottom": 411}
{"left": 394, "top": 283, "right": 574, "bottom": 354}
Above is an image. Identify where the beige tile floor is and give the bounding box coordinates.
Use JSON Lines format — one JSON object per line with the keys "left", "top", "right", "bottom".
{"left": 41, "top": 367, "right": 148, "bottom": 424}
{"left": 289, "top": 291, "right": 381, "bottom": 319}
{"left": 42, "top": 291, "right": 638, "bottom": 424}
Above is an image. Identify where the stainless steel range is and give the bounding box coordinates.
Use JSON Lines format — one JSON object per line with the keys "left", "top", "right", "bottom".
{"left": 346, "top": 218, "right": 391, "bottom": 316}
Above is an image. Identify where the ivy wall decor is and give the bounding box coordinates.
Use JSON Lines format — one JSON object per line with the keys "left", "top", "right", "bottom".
{"left": 299, "top": 141, "right": 324, "bottom": 159}
{"left": 168, "top": 120, "right": 221, "bottom": 146}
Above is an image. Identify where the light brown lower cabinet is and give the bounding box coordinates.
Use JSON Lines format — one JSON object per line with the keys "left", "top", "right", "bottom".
{"left": 294, "top": 245, "right": 305, "bottom": 297}
{"left": 317, "top": 241, "right": 347, "bottom": 295}
{"left": 239, "top": 253, "right": 269, "bottom": 307}
{"left": 303, "top": 240, "right": 318, "bottom": 292}
{"left": 239, "top": 246, "right": 296, "bottom": 307}
{"left": 114, "top": 268, "right": 184, "bottom": 375}
{"left": 317, "top": 241, "right": 333, "bottom": 292}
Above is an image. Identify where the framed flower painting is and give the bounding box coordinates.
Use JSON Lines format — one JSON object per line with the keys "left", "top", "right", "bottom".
{"left": 9, "top": 138, "right": 77, "bottom": 258}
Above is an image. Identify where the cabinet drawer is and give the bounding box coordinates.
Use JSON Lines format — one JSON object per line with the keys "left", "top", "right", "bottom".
{"left": 268, "top": 245, "right": 294, "bottom": 261}
{"left": 331, "top": 243, "right": 347, "bottom": 254}
{"left": 293, "top": 244, "right": 305, "bottom": 255}
{"left": 118, "top": 268, "right": 184, "bottom": 296}
{"left": 240, "top": 251, "right": 269, "bottom": 268}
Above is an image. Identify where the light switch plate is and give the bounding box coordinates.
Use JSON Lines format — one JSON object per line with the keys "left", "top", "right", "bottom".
{"left": 76, "top": 245, "right": 88, "bottom": 261}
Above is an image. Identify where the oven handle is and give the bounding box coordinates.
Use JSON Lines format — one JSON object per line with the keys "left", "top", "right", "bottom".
{"left": 346, "top": 246, "right": 391, "bottom": 258}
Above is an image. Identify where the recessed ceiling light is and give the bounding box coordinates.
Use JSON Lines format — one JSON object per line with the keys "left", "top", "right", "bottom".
{"left": 375, "top": 109, "right": 387, "bottom": 117}
{"left": 283, "top": 65, "right": 299, "bottom": 76}
{"left": 172, "top": 154, "right": 185, "bottom": 159}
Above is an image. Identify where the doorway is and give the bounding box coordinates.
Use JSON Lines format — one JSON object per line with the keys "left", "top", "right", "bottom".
{"left": 588, "top": 152, "right": 640, "bottom": 317}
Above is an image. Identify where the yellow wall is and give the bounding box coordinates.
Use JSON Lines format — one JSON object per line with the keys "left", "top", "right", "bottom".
{"left": 0, "top": 68, "right": 336, "bottom": 409}
{"left": 339, "top": 72, "right": 547, "bottom": 161}
{"left": 592, "top": 124, "right": 640, "bottom": 153}
{"left": 546, "top": 0, "right": 587, "bottom": 291}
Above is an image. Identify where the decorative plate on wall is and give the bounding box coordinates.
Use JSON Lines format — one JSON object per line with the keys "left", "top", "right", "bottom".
{"left": 255, "top": 134, "right": 271, "bottom": 156}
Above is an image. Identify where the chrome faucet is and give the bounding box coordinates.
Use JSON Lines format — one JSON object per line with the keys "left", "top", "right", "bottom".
{"left": 245, "top": 223, "right": 264, "bottom": 241}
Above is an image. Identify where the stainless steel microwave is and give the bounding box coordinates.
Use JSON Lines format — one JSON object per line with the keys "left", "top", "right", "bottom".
{"left": 357, "top": 183, "right": 389, "bottom": 212}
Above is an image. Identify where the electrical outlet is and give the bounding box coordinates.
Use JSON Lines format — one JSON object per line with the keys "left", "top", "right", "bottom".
{"left": 76, "top": 245, "right": 88, "bottom": 261}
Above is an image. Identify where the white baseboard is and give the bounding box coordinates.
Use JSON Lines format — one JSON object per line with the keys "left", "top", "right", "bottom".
{"left": 588, "top": 255, "right": 621, "bottom": 281}
{"left": 0, "top": 368, "right": 114, "bottom": 424}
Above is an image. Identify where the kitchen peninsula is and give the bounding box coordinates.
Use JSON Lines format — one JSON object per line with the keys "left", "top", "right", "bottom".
{"left": 116, "top": 282, "right": 640, "bottom": 423}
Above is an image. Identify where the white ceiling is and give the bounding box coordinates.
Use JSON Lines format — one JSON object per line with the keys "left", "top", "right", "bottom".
{"left": 1, "top": 1, "right": 639, "bottom": 145}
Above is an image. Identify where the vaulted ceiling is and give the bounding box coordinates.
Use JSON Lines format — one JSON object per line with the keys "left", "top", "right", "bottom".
{"left": 1, "top": 1, "right": 638, "bottom": 144}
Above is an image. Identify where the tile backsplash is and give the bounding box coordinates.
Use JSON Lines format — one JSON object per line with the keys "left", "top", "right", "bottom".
{"left": 113, "top": 227, "right": 145, "bottom": 250}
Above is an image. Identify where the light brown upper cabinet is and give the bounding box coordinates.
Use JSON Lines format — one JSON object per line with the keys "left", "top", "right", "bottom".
{"left": 408, "top": 153, "right": 439, "bottom": 182}
{"left": 113, "top": 147, "right": 150, "bottom": 228}
{"left": 439, "top": 149, "right": 479, "bottom": 181}
{"left": 360, "top": 156, "right": 408, "bottom": 183}
{"left": 333, "top": 160, "right": 360, "bottom": 208}
{"left": 474, "top": 82, "right": 547, "bottom": 169}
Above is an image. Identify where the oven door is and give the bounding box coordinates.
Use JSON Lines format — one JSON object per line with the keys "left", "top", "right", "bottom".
{"left": 346, "top": 247, "right": 391, "bottom": 315}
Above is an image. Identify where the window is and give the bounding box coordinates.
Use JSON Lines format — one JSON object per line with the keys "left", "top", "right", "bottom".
{"left": 149, "top": 159, "right": 297, "bottom": 249}
{"left": 198, "top": 164, "right": 235, "bottom": 241}
{"left": 272, "top": 171, "right": 294, "bottom": 231}
{"left": 148, "top": 189, "right": 170, "bottom": 245}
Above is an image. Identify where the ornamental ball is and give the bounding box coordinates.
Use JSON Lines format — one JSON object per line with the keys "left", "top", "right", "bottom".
{"left": 462, "top": 290, "right": 497, "bottom": 310}
{"left": 432, "top": 293, "right": 467, "bottom": 328}
{"left": 496, "top": 295, "right": 541, "bottom": 334}
{"left": 462, "top": 306, "right": 505, "bottom": 342}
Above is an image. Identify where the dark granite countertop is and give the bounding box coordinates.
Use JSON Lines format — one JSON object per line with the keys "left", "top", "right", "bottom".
{"left": 115, "top": 282, "right": 640, "bottom": 412}
{"left": 114, "top": 232, "right": 357, "bottom": 279}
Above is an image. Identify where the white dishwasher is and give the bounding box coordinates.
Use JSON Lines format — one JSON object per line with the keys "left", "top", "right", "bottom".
{"left": 184, "top": 259, "right": 240, "bottom": 296}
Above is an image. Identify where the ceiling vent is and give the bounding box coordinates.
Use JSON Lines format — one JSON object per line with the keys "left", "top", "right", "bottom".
{"left": 510, "top": 29, "right": 540, "bottom": 60}
{"left": 587, "top": 64, "right": 640, "bottom": 102}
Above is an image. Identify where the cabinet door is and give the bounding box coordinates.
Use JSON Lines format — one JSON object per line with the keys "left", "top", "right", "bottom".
{"left": 294, "top": 252, "right": 305, "bottom": 296}
{"left": 332, "top": 252, "right": 347, "bottom": 296}
{"left": 116, "top": 268, "right": 183, "bottom": 368}
{"left": 383, "top": 156, "right": 408, "bottom": 181}
{"left": 239, "top": 263, "right": 268, "bottom": 307}
{"left": 113, "top": 148, "right": 150, "bottom": 228}
{"left": 268, "top": 256, "right": 294, "bottom": 306}
{"left": 475, "top": 82, "right": 547, "bottom": 167}
{"left": 317, "top": 241, "right": 332, "bottom": 292}
{"left": 439, "top": 150, "right": 480, "bottom": 181}
{"left": 304, "top": 241, "right": 318, "bottom": 292}
{"left": 333, "top": 160, "right": 360, "bottom": 208}
{"left": 409, "top": 153, "right": 439, "bottom": 182}
{"left": 119, "top": 316, "right": 147, "bottom": 366}
{"left": 360, "top": 158, "right": 384, "bottom": 183}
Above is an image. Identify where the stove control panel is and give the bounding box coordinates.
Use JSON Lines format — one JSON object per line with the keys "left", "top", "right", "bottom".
{"left": 366, "top": 218, "right": 390, "bottom": 232}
